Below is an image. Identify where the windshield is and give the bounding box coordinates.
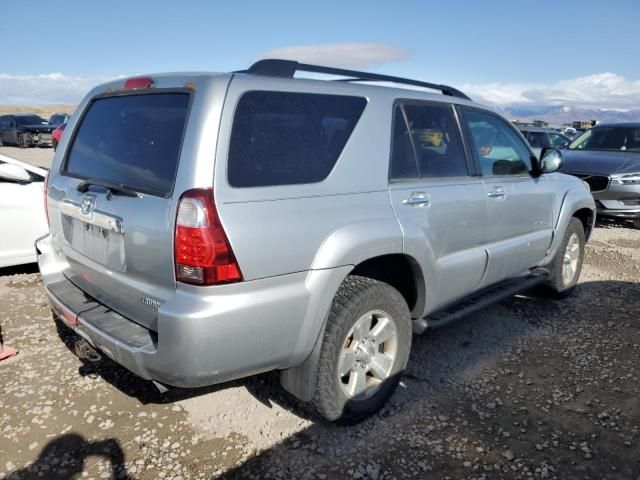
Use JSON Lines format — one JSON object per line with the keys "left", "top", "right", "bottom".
{"left": 64, "top": 92, "right": 190, "bottom": 197}
{"left": 569, "top": 126, "right": 640, "bottom": 152}
{"left": 49, "top": 114, "right": 67, "bottom": 126}
{"left": 16, "top": 115, "right": 46, "bottom": 126}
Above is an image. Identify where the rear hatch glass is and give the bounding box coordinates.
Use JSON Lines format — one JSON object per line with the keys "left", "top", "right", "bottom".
{"left": 64, "top": 92, "right": 190, "bottom": 196}
{"left": 55, "top": 91, "right": 191, "bottom": 331}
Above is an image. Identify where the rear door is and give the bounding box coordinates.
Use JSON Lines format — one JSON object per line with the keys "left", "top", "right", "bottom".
{"left": 460, "top": 108, "right": 556, "bottom": 287}
{"left": 0, "top": 117, "right": 7, "bottom": 143}
{"left": 7, "top": 117, "right": 19, "bottom": 144}
{"left": 388, "top": 101, "right": 487, "bottom": 311}
{"left": 48, "top": 90, "right": 193, "bottom": 330}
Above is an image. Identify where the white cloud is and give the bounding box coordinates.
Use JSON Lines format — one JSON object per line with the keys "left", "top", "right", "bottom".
{"left": 462, "top": 72, "right": 640, "bottom": 111}
{"left": 2, "top": 68, "right": 639, "bottom": 113}
{"left": 259, "top": 43, "right": 408, "bottom": 69}
{"left": 0, "top": 73, "right": 118, "bottom": 105}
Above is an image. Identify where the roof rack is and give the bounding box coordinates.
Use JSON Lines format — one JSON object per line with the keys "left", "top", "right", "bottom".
{"left": 237, "top": 59, "right": 470, "bottom": 100}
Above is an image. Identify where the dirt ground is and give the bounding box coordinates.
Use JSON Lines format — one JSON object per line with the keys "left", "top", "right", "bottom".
{"left": 0, "top": 150, "right": 639, "bottom": 478}
{"left": 0, "top": 146, "right": 53, "bottom": 169}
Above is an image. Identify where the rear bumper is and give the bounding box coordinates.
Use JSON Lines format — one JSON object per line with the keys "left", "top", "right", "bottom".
{"left": 36, "top": 234, "right": 347, "bottom": 388}
{"left": 25, "top": 132, "right": 53, "bottom": 146}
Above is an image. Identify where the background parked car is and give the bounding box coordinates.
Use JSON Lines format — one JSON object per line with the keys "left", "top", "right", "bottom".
{"left": 561, "top": 122, "right": 640, "bottom": 228}
{"left": 52, "top": 122, "right": 66, "bottom": 151}
{"left": 519, "top": 127, "right": 571, "bottom": 157}
{"left": 0, "top": 154, "right": 48, "bottom": 267}
{"left": 48, "top": 113, "right": 71, "bottom": 128}
{"left": 561, "top": 126, "right": 579, "bottom": 140}
{"left": 0, "top": 114, "right": 55, "bottom": 148}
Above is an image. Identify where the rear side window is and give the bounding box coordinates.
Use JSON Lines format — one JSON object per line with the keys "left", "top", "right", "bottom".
{"left": 64, "top": 92, "right": 190, "bottom": 197}
{"left": 390, "top": 102, "right": 468, "bottom": 180}
{"left": 228, "top": 91, "right": 367, "bottom": 187}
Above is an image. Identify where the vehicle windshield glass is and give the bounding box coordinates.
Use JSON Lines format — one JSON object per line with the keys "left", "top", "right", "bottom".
{"left": 15, "top": 116, "right": 46, "bottom": 126}
{"left": 49, "top": 115, "right": 66, "bottom": 125}
{"left": 64, "top": 92, "right": 190, "bottom": 197}
{"left": 569, "top": 126, "right": 640, "bottom": 152}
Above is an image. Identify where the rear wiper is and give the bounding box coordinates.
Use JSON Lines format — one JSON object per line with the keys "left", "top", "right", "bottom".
{"left": 76, "top": 179, "right": 140, "bottom": 199}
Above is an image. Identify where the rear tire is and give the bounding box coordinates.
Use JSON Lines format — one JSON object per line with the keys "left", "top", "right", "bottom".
{"left": 632, "top": 218, "right": 640, "bottom": 230}
{"left": 52, "top": 139, "right": 58, "bottom": 151}
{"left": 311, "top": 275, "right": 412, "bottom": 424}
{"left": 544, "top": 217, "right": 585, "bottom": 298}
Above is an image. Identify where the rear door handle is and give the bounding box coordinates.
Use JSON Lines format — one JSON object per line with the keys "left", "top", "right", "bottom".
{"left": 402, "top": 192, "right": 430, "bottom": 207}
{"left": 487, "top": 187, "right": 505, "bottom": 198}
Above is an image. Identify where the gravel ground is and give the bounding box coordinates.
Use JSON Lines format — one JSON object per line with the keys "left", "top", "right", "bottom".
{"left": 1, "top": 220, "right": 639, "bottom": 479}
{"left": 0, "top": 146, "right": 53, "bottom": 169}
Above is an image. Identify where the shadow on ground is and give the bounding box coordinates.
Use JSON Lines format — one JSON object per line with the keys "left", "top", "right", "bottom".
{"left": 0, "top": 263, "right": 39, "bottom": 277}
{"left": 6, "top": 433, "right": 134, "bottom": 480}
{"left": 217, "top": 279, "right": 640, "bottom": 478}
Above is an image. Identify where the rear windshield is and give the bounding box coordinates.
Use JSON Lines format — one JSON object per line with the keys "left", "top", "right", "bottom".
{"left": 64, "top": 92, "right": 190, "bottom": 196}
{"left": 228, "top": 91, "right": 367, "bottom": 187}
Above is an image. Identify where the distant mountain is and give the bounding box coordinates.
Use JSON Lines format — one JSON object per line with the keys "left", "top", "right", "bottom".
{"left": 501, "top": 105, "right": 640, "bottom": 126}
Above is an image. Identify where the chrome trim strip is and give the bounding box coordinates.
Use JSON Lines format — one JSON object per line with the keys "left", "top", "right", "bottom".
{"left": 60, "top": 200, "right": 125, "bottom": 234}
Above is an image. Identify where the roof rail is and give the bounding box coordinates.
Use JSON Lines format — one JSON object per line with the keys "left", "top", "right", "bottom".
{"left": 238, "top": 59, "right": 471, "bottom": 100}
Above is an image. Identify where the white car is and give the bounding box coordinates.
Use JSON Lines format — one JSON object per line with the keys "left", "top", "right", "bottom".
{"left": 0, "top": 154, "right": 48, "bottom": 267}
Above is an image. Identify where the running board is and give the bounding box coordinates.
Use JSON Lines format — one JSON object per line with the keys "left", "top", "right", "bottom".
{"left": 412, "top": 274, "right": 547, "bottom": 334}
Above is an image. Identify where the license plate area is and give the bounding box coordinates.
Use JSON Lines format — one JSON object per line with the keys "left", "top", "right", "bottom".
{"left": 61, "top": 216, "right": 126, "bottom": 270}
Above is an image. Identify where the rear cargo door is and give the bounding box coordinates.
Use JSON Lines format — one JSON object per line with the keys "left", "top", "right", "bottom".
{"left": 50, "top": 91, "right": 191, "bottom": 330}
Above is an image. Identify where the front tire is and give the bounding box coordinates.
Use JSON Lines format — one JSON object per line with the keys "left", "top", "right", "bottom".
{"left": 311, "top": 276, "right": 412, "bottom": 424}
{"left": 544, "top": 217, "right": 585, "bottom": 298}
{"left": 18, "top": 133, "right": 31, "bottom": 148}
{"left": 632, "top": 218, "right": 640, "bottom": 230}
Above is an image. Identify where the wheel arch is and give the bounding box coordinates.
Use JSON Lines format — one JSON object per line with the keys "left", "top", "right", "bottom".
{"left": 572, "top": 207, "right": 595, "bottom": 240}
{"left": 349, "top": 253, "right": 426, "bottom": 318}
{"left": 281, "top": 252, "right": 425, "bottom": 402}
{"left": 546, "top": 188, "right": 596, "bottom": 263}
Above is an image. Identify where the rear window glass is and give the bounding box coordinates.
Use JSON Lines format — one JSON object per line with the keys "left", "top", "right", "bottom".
{"left": 228, "top": 91, "right": 367, "bottom": 187}
{"left": 64, "top": 93, "right": 190, "bottom": 196}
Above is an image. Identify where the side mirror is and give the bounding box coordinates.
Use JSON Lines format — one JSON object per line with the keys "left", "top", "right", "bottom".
{"left": 0, "top": 163, "right": 32, "bottom": 183}
{"left": 539, "top": 147, "right": 563, "bottom": 173}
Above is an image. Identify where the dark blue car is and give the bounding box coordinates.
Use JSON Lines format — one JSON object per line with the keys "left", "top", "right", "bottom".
{"left": 0, "top": 114, "right": 55, "bottom": 148}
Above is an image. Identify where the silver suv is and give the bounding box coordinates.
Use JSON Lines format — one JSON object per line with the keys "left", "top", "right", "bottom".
{"left": 37, "top": 60, "right": 596, "bottom": 423}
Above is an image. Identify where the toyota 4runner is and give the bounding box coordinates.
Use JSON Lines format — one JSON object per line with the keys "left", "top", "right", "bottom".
{"left": 37, "top": 60, "right": 596, "bottom": 423}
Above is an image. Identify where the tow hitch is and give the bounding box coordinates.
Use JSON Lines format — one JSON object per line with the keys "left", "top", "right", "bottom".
{"left": 74, "top": 339, "right": 102, "bottom": 363}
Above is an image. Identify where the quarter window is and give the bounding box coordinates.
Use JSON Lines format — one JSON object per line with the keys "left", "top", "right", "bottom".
{"left": 463, "top": 111, "right": 532, "bottom": 176}
{"left": 228, "top": 91, "right": 367, "bottom": 187}
{"left": 390, "top": 103, "right": 468, "bottom": 180}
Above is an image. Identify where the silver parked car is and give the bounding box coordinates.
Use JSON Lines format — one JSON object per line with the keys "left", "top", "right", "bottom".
{"left": 37, "top": 60, "right": 595, "bottom": 423}
{"left": 561, "top": 123, "right": 640, "bottom": 228}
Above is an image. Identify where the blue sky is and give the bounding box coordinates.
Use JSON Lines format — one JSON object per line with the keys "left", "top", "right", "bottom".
{"left": 2, "top": 0, "right": 640, "bottom": 110}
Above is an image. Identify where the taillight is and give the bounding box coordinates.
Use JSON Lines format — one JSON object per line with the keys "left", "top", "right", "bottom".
{"left": 44, "top": 173, "right": 49, "bottom": 226}
{"left": 174, "top": 189, "right": 242, "bottom": 286}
